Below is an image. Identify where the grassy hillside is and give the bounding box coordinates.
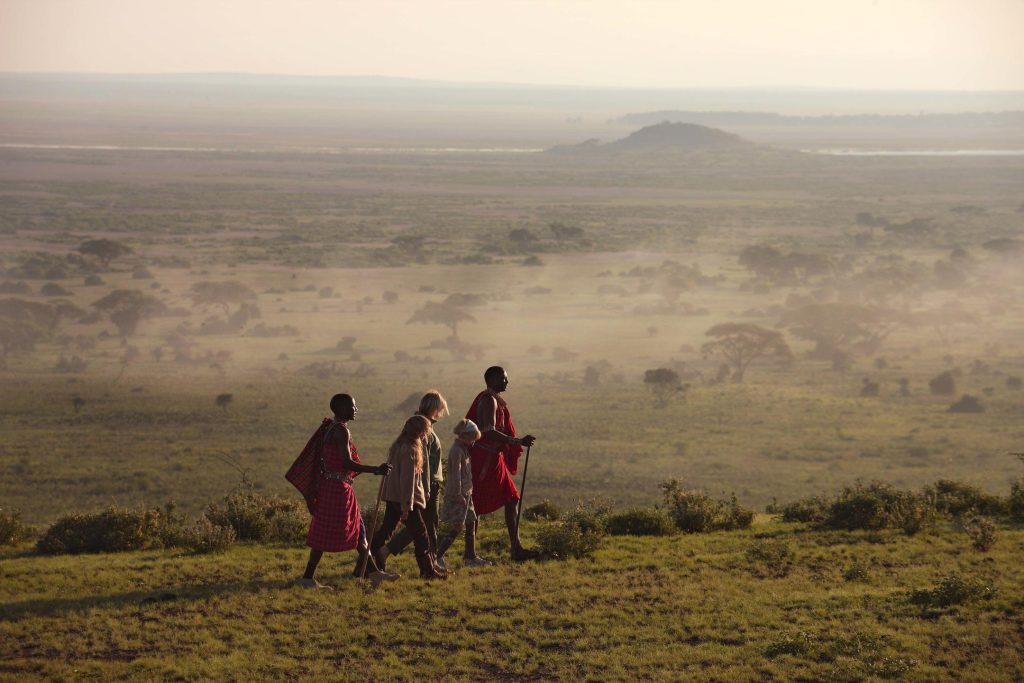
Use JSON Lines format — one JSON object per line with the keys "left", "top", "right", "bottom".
{"left": 2, "top": 518, "right": 1022, "bottom": 681}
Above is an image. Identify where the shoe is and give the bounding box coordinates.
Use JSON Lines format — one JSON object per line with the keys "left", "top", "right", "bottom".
{"left": 298, "top": 577, "right": 333, "bottom": 590}
{"left": 464, "top": 556, "right": 493, "bottom": 567}
{"left": 372, "top": 547, "right": 389, "bottom": 572}
{"left": 367, "top": 570, "right": 401, "bottom": 586}
{"left": 511, "top": 548, "right": 539, "bottom": 563}
{"left": 417, "top": 554, "right": 448, "bottom": 580}
{"left": 434, "top": 556, "right": 448, "bottom": 572}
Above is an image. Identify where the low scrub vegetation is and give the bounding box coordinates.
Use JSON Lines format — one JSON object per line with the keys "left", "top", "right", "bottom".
{"left": 535, "top": 503, "right": 609, "bottom": 559}
{"left": 605, "top": 507, "right": 677, "bottom": 536}
{"left": 659, "top": 479, "right": 754, "bottom": 532}
{"left": 0, "top": 506, "right": 35, "bottom": 546}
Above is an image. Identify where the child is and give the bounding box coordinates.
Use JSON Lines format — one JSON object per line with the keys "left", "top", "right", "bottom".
{"left": 370, "top": 415, "right": 447, "bottom": 580}
{"left": 434, "top": 418, "right": 491, "bottom": 570}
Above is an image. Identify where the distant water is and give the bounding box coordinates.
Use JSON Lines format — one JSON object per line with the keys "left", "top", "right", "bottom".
{"left": 803, "top": 148, "right": 1024, "bottom": 157}
{"left": 0, "top": 143, "right": 543, "bottom": 154}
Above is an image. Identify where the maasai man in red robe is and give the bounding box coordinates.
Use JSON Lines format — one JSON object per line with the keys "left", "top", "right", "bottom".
{"left": 299, "top": 393, "right": 394, "bottom": 589}
{"left": 465, "top": 366, "right": 537, "bottom": 562}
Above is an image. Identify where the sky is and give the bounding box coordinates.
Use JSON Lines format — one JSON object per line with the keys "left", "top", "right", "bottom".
{"left": 1, "top": 0, "right": 1022, "bottom": 90}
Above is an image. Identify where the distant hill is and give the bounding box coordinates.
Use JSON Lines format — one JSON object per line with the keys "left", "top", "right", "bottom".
{"left": 615, "top": 110, "right": 1024, "bottom": 128}
{"left": 547, "top": 121, "right": 752, "bottom": 155}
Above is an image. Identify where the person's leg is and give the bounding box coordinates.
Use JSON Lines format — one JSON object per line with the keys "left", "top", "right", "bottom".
{"left": 406, "top": 507, "right": 443, "bottom": 578}
{"left": 505, "top": 500, "right": 524, "bottom": 558}
{"left": 384, "top": 526, "right": 412, "bottom": 558}
{"left": 463, "top": 520, "right": 476, "bottom": 560}
{"left": 303, "top": 549, "right": 323, "bottom": 579}
{"left": 371, "top": 502, "right": 401, "bottom": 554}
{"left": 435, "top": 522, "right": 463, "bottom": 560}
{"left": 425, "top": 482, "right": 441, "bottom": 554}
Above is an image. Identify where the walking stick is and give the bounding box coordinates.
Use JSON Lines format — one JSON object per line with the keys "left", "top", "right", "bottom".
{"left": 358, "top": 472, "right": 387, "bottom": 579}
{"left": 515, "top": 444, "right": 532, "bottom": 531}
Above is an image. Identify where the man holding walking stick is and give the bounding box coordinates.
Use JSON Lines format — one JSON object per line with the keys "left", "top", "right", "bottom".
{"left": 465, "top": 366, "right": 538, "bottom": 562}
{"left": 290, "top": 393, "right": 396, "bottom": 589}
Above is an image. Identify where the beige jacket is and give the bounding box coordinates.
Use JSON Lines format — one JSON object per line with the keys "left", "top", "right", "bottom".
{"left": 382, "top": 443, "right": 427, "bottom": 512}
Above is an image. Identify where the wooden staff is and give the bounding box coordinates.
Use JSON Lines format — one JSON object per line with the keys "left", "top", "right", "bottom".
{"left": 357, "top": 473, "right": 387, "bottom": 579}
{"left": 515, "top": 444, "right": 533, "bottom": 530}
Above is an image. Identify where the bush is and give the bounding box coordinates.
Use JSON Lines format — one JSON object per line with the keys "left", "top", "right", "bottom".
{"left": 1010, "top": 480, "right": 1024, "bottom": 522}
{"left": 822, "top": 481, "right": 936, "bottom": 535}
{"left": 0, "top": 507, "right": 34, "bottom": 546}
{"left": 37, "top": 507, "right": 161, "bottom": 554}
{"left": 265, "top": 499, "right": 309, "bottom": 544}
{"left": 660, "top": 480, "right": 753, "bottom": 533}
{"left": 843, "top": 560, "right": 871, "bottom": 582}
{"left": 523, "top": 500, "right": 562, "bottom": 521}
{"left": 929, "top": 371, "right": 956, "bottom": 396}
{"left": 204, "top": 484, "right": 304, "bottom": 542}
{"left": 928, "top": 480, "right": 1006, "bottom": 517}
{"left": 185, "top": 517, "right": 236, "bottom": 554}
{"left": 745, "top": 538, "right": 794, "bottom": 578}
{"left": 948, "top": 394, "right": 984, "bottom": 413}
{"left": 963, "top": 515, "right": 996, "bottom": 552}
{"left": 779, "top": 496, "right": 828, "bottom": 524}
{"left": 535, "top": 504, "right": 608, "bottom": 560}
{"left": 605, "top": 508, "right": 676, "bottom": 536}
{"left": 909, "top": 573, "right": 995, "bottom": 608}
{"left": 155, "top": 502, "right": 193, "bottom": 548}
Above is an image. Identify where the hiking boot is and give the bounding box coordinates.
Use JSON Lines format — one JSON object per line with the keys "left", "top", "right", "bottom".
{"left": 298, "top": 577, "right": 333, "bottom": 590}
{"left": 417, "top": 554, "right": 448, "bottom": 580}
{"left": 434, "top": 556, "right": 448, "bottom": 572}
{"left": 367, "top": 570, "right": 401, "bottom": 586}
{"left": 511, "top": 547, "right": 539, "bottom": 563}
{"left": 464, "top": 555, "right": 493, "bottom": 567}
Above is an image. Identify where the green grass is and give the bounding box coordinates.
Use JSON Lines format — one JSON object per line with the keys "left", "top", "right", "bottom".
{"left": 2, "top": 519, "right": 1022, "bottom": 681}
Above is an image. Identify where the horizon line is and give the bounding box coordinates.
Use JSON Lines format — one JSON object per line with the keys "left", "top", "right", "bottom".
{"left": 2, "top": 71, "right": 1023, "bottom": 94}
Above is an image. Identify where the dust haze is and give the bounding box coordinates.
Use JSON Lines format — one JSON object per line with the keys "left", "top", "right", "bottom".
{"left": 1, "top": 74, "right": 1023, "bottom": 521}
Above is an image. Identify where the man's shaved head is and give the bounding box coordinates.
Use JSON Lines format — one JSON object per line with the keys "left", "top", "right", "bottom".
{"left": 484, "top": 366, "right": 505, "bottom": 384}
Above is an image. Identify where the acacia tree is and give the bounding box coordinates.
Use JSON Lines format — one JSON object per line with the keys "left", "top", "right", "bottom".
{"left": 0, "top": 298, "right": 67, "bottom": 366}
{"left": 407, "top": 301, "right": 476, "bottom": 337}
{"left": 93, "top": 289, "right": 166, "bottom": 337}
{"left": 643, "top": 368, "right": 687, "bottom": 406}
{"left": 77, "top": 239, "right": 133, "bottom": 270}
{"left": 778, "top": 303, "right": 901, "bottom": 359}
{"left": 701, "top": 323, "right": 792, "bottom": 383}
{"left": 189, "top": 281, "right": 257, "bottom": 316}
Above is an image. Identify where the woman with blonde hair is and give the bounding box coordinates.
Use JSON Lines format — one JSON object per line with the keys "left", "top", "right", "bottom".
{"left": 370, "top": 414, "right": 447, "bottom": 579}
{"left": 376, "top": 390, "right": 448, "bottom": 572}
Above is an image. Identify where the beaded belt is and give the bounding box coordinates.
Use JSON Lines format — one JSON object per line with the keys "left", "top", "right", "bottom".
{"left": 321, "top": 468, "right": 354, "bottom": 484}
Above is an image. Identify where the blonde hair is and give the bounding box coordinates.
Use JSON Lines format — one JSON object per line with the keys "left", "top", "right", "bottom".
{"left": 418, "top": 390, "right": 449, "bottom": 419}
{"left": 389, "top": 415, "right": 431, "bottom": 473}
{"left": 452, "top": 418, "right": 481, "bottom": 441}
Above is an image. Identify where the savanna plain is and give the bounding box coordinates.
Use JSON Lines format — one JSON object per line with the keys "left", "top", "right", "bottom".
{"left": 1, "top": 90, "right": 1023, "bottom": 681}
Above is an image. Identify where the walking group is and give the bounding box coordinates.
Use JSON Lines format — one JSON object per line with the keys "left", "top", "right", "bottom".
{"left": 286, "top": 366, "right": 537, "bottom": 587}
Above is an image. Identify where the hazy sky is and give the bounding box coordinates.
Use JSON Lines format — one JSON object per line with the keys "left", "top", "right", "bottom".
{"left": 1, "top": 0, "right": 1022, "bottom": 90}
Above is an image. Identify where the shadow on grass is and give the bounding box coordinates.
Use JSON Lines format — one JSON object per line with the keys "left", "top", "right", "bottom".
{"left": 0, "top": 577, "right": 302, "bottom": 621}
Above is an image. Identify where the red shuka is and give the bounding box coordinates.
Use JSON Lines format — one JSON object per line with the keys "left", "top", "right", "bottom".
{"left": 305, "top": 421, "right": 364, "bottom": 552}
{"left": 465, "top": 390, "right": 524, "bottom": 516}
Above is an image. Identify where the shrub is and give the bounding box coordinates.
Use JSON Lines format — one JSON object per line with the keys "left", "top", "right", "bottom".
{"left": 660, "top": 480, "right": 754, "bottom": 533}
{"left": 764, "top": 631, "right": 815, "bottom": 658}
{"left": 909, "top": 573, "right": 995, "bottom": 608}
{"left": 948, "top": 394, "right": 984, "bottom": 413}
{"left": 535, "top": 504, "right": 608, "bottom": 560}
{"left": 0, "top": 507, "right": 34, "bottom": 546}
{"left": 928, "top": 480, "right": 1006, "bottom": 517}
{"left": 963, "top": 515, "right": 996, "bottom": 552}
{"left": 822, "top": 481, "right": 936, "bottom": 535}
{"left": 36, "top": 507, "right": 161, "bottom": 554}
{"left": 605, "top": 508, "right": 676, "bottom": 536}
{"left": 745, "top": 538, "right": 794, "bottom": 578}
{"left": 204, "top": 484, "right": 303, "bottom": 542}
{"left": 779, "top": 496, "right": 829, "bottom": 524}
{"left": 155, "top": 501, "right": 192, "bottom": 548}
{"left": 1010, "top": 480, "right": 1024, "bottom": 522}
{"left": 185, "top": 517, "right": 236, "bottom": 554}
{"left": 266, "top": 500, "right": 309, "bottom": 544}
{"left": 523, "top": 500, "right": 562, "bottom": 521}
{"left": 843, "top": 560, "right": 870, "bottom": 582}
{"left": 929, "top": 371, "right": 956, "bottom": 396}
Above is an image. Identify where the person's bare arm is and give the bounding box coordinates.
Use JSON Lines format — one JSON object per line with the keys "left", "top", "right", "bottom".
{"left": 475, "top": 395, "right": 535, "bottom": 448}
{"left": 333, "top": 425, "right": 390, "bottom": 475}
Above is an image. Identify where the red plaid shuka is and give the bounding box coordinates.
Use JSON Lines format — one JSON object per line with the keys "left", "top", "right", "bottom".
{"left": 304, "top": 422, "right": 364, "bottom": 552}
{"left": 466, "top": 391, "right": 524, "bottom": 516}
{"left": 285, "top": 418, "right": 333, "bottom": 508}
